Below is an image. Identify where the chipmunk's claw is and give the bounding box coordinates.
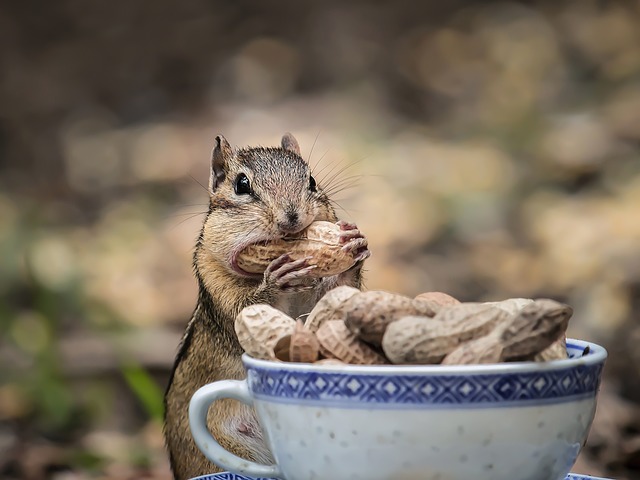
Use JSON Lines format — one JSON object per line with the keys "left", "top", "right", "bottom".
{"left": 264, "top": 254, "right": 319, "bottom": 293}
{"left": 337, "top": 220, "right": 370, "bottom": 264}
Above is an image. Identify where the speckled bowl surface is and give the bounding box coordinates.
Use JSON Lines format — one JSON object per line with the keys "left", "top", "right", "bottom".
{"left": 189, "top": 338, "right": 607, "bottom": 480}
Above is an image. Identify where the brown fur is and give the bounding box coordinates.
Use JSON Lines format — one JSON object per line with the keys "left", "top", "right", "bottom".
{"left": 164, "top": 134, "right": 365, "bottom": 480}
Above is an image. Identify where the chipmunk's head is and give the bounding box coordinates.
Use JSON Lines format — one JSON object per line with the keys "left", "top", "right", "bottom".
{"left": 198, "top": 133, "right": 336, "bottom": 278}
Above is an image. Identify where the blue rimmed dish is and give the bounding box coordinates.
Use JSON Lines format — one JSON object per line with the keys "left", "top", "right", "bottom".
{"left": 189, "top": 339, "right": 607, "bottom": 480}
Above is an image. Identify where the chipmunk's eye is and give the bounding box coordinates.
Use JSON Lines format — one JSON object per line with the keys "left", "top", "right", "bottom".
{"left": 234, "top": 173, "right": 252, "bottom": 195}
{"left": 309, "top": 175, "right": 317, "bottom": 193}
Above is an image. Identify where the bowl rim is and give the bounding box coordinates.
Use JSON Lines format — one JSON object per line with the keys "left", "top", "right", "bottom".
{"left": 242, "top": 338, "right": 607, "bottom": 375}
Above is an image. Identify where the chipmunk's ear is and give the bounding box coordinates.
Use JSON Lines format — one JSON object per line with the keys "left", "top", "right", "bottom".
{"left": 210, "top": 135, "right": 232, "bottom": 192}
{"left": 281, "top": 132, "right": 301, "bottom": 157}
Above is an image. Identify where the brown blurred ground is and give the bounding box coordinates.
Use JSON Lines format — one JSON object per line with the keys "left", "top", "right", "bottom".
{"left": 1, "top": 1, "right": 640, "bottom": 479}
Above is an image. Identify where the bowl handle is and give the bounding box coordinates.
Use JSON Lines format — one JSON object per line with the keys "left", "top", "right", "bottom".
{"left": 189, "top": 379, "right": 282, "bottom": 479}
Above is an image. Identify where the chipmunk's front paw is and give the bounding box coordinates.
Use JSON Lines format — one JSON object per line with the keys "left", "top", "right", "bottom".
{"left": 263, "top": 253, "right": 318, "bottom": 293}
{"left": 337, "top": 220, "right": 371, "bottom": 264}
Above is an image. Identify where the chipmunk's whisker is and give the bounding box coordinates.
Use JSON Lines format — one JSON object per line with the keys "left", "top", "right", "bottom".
{"left": 169, "top": 211, "right": 208, "bottom": 230}
{"left": 176, "top": 203, "right": 210, "bottom": 208}
{"left": 187, "top": 174, "right": 211, "bottom": 194}
{"left": 312, "top": 150, "right": 336, "bottom": 178}
{"left": 307, "top": 130, "right": 322, "bottom": 169}
{"left": 319, "top": 161, "right": 362, "bottom": 191}
{"left": 168, "top": 210, "right": 209, "bottom": 217}
{"left": 322, "top": 174, "right": 363, "bottom": 191}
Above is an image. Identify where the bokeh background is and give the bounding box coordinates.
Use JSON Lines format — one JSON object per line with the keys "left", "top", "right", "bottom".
{"left": 2, "top": 1, "right": 640, "bottom": 479}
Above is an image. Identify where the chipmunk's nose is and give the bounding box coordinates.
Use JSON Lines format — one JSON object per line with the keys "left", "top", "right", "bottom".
{"left": 277, "top": 209, "right": 302, "bottom": 234}
{"left": 286, "top": 211, "right": 299, "bottom": 225}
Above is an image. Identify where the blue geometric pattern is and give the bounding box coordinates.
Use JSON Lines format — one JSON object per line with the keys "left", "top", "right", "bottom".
{"left": 246, "top": 343, "right": 604, "bottom": 407}
{"left": 190, "top": 474, "right": 612, "bottom": 480}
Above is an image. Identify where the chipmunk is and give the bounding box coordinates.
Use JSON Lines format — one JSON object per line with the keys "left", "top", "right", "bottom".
{"left": 163, "top": 133, "right": 370, "bottom": 480}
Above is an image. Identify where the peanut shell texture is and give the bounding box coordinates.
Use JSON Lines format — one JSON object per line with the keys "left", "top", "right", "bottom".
{"left": 235, "top": 304, "right": 296, "bottom": 360}
{"left": 305, "top": 285, "right": 360, "bottom": 334}
{"left": 381, "top": 304, "right": 509, "bottom": 364}
{"left": 344, "top": 290, "right": 439, "bottom": 346}
{"left": 237, "top": 221, "right": 357, "bottom": 277}
{"left": 289, "top": 319, "right": 320, "bottom": 363}
{"left": 316, "top": 320, "right": 387, "bottom": 365}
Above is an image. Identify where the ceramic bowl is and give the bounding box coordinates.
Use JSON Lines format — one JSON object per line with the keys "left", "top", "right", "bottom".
{"left": 189, "top": 339, "right": 607, "bottom": 480}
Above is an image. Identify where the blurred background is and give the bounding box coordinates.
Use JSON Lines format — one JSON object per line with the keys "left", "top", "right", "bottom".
{"left": 1, "top": 1, "right": 640, "bottom": 479}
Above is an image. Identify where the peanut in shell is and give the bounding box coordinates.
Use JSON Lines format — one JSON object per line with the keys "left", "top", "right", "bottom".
{"left": 441, "top": 299, "right": 572, "bottom": 365}
{"left": 414, "top": 291, "right": 460, "bottom": 307}
{"left": 533, "top": 336, "right": 568, "bottom": 362}
{"left": 289, "top": 319, "right": 320, "bottom": 363}
{"left": 273, "top": 334, "right": 292, "bottom": 362}
{"left": 441, "top": 336, "right": 503, "bottom": 365}
{"left": 305, "top": 285, "right": 360, "bottom": 334}
{"left": 316, "top": 320, "right": 387, "bottom": 365}
{"left": 500, "top": 299, "right": 572, "bottom": 361}
{"left": 235, "top": 304, "right": 296, "bottom": 360}
{"left": 236, "top": 221, "right": 357, "bottom": 277}
{"left": 381, "top": 304, "right": 509, "bottom": 364}
{"left": 344, "top": 290, "right": 439, "bottom": 346}
{"left": 483, "top": 298, "right": 534, "bottom": 316}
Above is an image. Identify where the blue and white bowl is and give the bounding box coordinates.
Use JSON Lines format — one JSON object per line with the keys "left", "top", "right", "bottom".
{"left": 189, "top": 339, "right": 607, "bottom": 480}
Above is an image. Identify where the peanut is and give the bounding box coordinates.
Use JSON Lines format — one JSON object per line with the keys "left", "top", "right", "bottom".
{"left": 381, "top": 304, "right": 509, "bottom": 364}
{"left": 289, "top": 319, "right": 320, "bottom": 363}
{"left": 316, "top": 320, "right": 388, "bottom": 365}
{"left": 483, "top": 298, "right": 534, "bottom": 316}
{"left": 344, "top": 291, "right": 439, "bottom": 346}
{"left": 273, "top": 334, "right": 292, "bottom": 362}
{"left": 305, "top": 285, "right": 360, "bottom": 334}
{"left": 414, "top": 291, "right": 460, "bottom": 307}
{"left": 236, "top": 221, "right": 357, "bottom": 277}
{"left": 235, "top": 304, "right": 296, "bottom": 360}
{"left": 442, "top": 299, "right": 572, "bottom": 365}
{"left": 441, "top": 336, "right": 503, "bottom": 365}
{"left": 237, "top": 292, "right": 573, "bottom": 367}
{"left": 534, "top": 337, "right": 568, "bottom": 362}
{"left": 500, "top": 299, "right": 572, "bottom": 361}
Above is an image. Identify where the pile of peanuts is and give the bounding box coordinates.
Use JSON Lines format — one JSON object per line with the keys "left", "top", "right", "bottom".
{"left": 234, "top": 221, "right": 571, "bottom": 365}
{"left": 234, "top": 287, "right": 572, "bottom": 366}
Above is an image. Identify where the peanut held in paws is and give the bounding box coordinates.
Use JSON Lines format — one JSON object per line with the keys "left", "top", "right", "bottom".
{"left": 236, "top": 221, "right": 359, "bottom": 277}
